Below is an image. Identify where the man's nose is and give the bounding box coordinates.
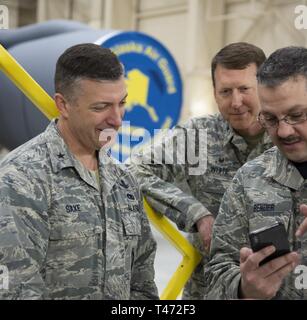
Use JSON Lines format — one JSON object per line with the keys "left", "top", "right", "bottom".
{"left": 231, "top": 90, "right": 243, "bottom": 109}
{"left": 107, "top": 105, "right": 123, "bottom": 127}
{"left": 276, "top": 120, "right": 296, "bottom": 139}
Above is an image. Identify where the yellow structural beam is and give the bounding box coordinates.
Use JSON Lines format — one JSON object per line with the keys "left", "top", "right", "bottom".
{"left": 144, "top": 199, "right": 202, "bottom": 300}
{"left": 0, "top": 45, "right": 59, "bottom": 119}
{"left": 0, "top": 44, "right": 202, "bottom": 300}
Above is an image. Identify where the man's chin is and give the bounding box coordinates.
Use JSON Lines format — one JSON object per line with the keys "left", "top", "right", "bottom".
{"left": 230, "top": 116, "right": 261, "bottom": 131}
{"left": 230, "top": 121, "right": 251, "bottom": 131}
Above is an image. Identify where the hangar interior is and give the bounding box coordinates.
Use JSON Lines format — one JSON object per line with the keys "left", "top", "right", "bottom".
{"left": 0, "top": 0, "right": 306, "bottom": 296}
{"left": 2, "top": 0, "right": 307, "bottom": 122}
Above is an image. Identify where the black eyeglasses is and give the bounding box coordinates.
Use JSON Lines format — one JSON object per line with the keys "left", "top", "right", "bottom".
{"left": 258, "top": 111, "right": 307, "bottom": 128}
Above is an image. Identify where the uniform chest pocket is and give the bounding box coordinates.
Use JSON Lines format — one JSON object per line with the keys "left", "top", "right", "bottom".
{"left": 47, "top": 225, "right": 102, "bottom": 265}
{"left": 46, "top": 225, "right": 102, "bottom": 288}
{"left": 45, "top": 224, "right": 103, "bottom": 288}
{"left": 49, "top": 224, "right": 103, "bottom": 240}
{"left": 121, "top": 210, "right": 141, "bottom": 236}
{"left": 248, "top": 205, "right": 292, "bottom": 233}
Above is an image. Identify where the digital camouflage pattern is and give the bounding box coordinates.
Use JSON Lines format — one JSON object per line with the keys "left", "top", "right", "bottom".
{"left": 205, "top": 146, "right": 307, "bottom": 300}
{"left": 129, "top": 114, "right": 272, "bottom": 299}
{"left": 0, "top": 120, "right": 158, "bottom": 300}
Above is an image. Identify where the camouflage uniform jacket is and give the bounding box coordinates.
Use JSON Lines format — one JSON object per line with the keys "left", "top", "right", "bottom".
{"left": 129, "top": 113, "right": 272, "bottom": 299}
{"left": 205, "top": 146, "right": 307, "bottom": 300}
{"left": 129, "top": 114, "right": 272, "bottom": 232}
{"left": 0, "top": 120, "right": 158, "bottom": 300}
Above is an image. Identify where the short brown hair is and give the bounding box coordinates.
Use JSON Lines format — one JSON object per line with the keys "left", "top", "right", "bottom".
{"left": 211, "top": 42, "right": 266, "bottom": 87}
{"left": 55, "top": 43, "right": 124, "bottom": 102}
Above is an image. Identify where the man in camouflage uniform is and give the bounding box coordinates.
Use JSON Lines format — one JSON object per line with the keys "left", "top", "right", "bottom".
{"left": 205, "top": 46, "right": 307, "bottom": 299}
{"left": 129, "top": 42, "right": 272, "bottom": 299}
{"left": 0, "top": 44, "right": 158, "bottom": 299}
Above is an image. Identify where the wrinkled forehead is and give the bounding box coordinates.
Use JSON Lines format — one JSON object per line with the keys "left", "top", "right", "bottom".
{"left": 73, "top": 77, "right": 127, "bottom": 104}
{"left": 214, "top": 63, "right": 258, "bottom": 88}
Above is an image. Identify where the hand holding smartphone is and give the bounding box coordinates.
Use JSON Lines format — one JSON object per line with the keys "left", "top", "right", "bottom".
{"left": 249, "top": 222, "right": 290, "bottom": 266}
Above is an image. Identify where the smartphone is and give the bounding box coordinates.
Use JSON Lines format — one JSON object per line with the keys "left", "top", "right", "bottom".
{"left": 249, "top": 222, "right": 290, "bottom": 266}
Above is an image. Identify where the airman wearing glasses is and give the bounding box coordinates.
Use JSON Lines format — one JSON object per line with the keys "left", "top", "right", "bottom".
{"left": 205, "top": 46, "right": 307, "bottom": 300}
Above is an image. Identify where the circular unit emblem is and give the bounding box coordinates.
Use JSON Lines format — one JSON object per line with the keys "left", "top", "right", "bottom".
{"left": 96, "top": 31, "right": 183, "bottom": 162}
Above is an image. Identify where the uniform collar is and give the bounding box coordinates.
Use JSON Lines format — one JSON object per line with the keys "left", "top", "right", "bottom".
{"left": 221, "top": 117, "right": 252, "bottom": 149}
{"left": 45, "top": 119, "right": 122, "bottom": 194}
{"left": 98, "top": 150, "right": 127, "bottom": 199}
{"left": 262, "top": 131, "right": 273, "bottom": 148}
{"left": 45, "top": 120, "right": 76, "bottom": 173}
{"left": 222, "top": 128, "right": 232, "bottom": 148}
{"left": 263, "top": 147, "right": 304, "bottom": 190}
{"left": 222, "top": 117, "right": 271, "bottom": 151}
{"left": 218, "top": 115, "right": 234, "bottom": 148}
